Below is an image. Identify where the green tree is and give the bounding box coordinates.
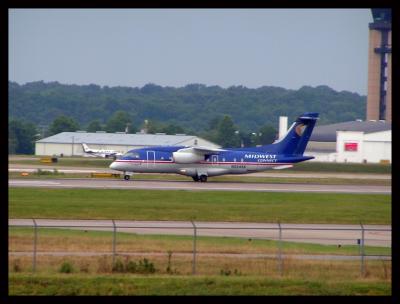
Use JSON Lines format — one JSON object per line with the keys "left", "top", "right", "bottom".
{"left": 239, "top": 132, "right": 253, "bottom": 147}
{"left": 9, "top": 127, "right": 18, "bottom": 154}
{"left": 105, "top": 111, "right": 133, "bottom": 133}
{"left": 9, "top": 81, "right": 367, "bottom": 134}
{"left": 216, "top": 115, "right": 240, "bottom": 148}
{"left": 49, "top": 115, "right": 80, "bottom": 135}
{"left": 258, "top": 125, "right": 278, "bottom": 145}
{"left": 161, "top": 123, "right": 185, "bottom": 135}
{"left": 86, "top": 120, "right": 103, "bottom": 132}
{"left": 9, "top": 119, "right": 38, "bottom": 154}
{"left": 146, "top": 120, "right": 163, "bottom": 134}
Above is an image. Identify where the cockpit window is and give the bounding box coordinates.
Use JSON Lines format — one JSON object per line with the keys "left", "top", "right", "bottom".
{"left": 123, "top": 151, "right": 140, "bottom": 159}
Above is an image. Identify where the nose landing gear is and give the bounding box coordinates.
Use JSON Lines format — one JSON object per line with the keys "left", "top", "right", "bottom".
{"left": 123, "top": 172, "right": 133, "bottom": 181}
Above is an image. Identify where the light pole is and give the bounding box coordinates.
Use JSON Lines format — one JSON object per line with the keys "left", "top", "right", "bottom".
{"left": 251, "top": 132, "right": 258, "bottom": 146}
{"left": 235, "top": 130, "right": 244, "bottom": 148}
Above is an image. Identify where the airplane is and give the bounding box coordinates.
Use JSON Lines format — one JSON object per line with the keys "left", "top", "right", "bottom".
{"left": 82, "top": 143, "right": 123, "bottom": 159}
{"left": 109, "top": 112, "right": 319, "bottom": 182}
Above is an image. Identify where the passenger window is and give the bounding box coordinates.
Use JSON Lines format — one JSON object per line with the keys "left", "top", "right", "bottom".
{"left": 124, "top": 152, "right": 140, "bottom": 159}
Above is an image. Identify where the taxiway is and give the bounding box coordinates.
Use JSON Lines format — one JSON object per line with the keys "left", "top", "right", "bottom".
{"left": 8, "top": 178, "right": 391, "bottom": 194}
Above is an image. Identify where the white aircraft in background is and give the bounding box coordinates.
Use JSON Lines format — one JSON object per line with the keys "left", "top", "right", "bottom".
{"left": 82, "top": 143, "right": 123, "bottom": 159}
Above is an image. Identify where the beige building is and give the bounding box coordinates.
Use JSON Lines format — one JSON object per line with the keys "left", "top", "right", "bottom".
{"left": 35, "top": 131, "right": 220, "bottom": 157}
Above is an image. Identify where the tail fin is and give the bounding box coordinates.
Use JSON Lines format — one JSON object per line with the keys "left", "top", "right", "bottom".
{"left": 257, "top": 112, "right": 319, "bottom": 155}
{"left": 82, "top": 143, "right": 90, "bottom": 152}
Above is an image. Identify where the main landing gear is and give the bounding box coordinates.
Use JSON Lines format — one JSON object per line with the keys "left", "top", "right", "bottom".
{"left": 192, "top": 175, "right": 208, "bottom": 182}
{"left": 200, "top": 175, "right": 208, "bottom": 182}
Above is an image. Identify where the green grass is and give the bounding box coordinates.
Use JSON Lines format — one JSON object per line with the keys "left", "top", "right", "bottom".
{"left": 9, "top": 188, "right": 391, "bottom": 224}
{"left": 9, "top": 227, "right": 391, "bottom": 256}
{"left": 9, "top": 273, "right": 391, "bottom": 295}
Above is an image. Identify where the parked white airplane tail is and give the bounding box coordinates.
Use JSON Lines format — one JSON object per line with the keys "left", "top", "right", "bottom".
{"left": 82, "top": 143, "right": 91, "bottom": 153}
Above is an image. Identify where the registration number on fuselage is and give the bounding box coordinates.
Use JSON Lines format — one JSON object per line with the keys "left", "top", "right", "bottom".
{"left": 231, "top": 165, "right": 246, "bottom": 169}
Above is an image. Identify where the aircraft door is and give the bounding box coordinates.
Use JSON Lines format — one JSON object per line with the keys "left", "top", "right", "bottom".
{"left": 211, "top": 155, "right": 218, "bottom": 164}
{"left": 147, "top": 151, "right": 156, "bottom": 167}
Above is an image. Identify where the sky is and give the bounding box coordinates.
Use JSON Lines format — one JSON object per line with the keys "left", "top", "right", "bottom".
{"left": 9, "top": 9, "right": 372, "bottom": 95}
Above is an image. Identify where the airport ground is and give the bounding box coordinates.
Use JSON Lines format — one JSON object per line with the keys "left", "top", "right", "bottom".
{"left": 8, "top": 155, "right": 392, "bottom": 187}
{"left": 8, "top": 155, "right": 392, "bottom": 295}
{"left": 9, "top": 154, "right": 392, "bottom": 174}
{"left": 9, "top": 188, "right": 390, "bottom": 224}
{"left": 9, "top": 272, "right": 390, "bottom": 296}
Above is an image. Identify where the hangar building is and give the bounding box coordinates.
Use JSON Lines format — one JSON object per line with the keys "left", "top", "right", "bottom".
{"left": 305, "top": 120, "right": 391, "bottom": 164}
{"left": 35, "top": 132, "right": 220, "bottom": 157}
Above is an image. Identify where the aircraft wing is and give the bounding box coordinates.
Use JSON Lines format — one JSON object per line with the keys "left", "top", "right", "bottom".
{"left": 173, "top": 146, "right": 226, "bottom": 163}
{"left": 177, "top": 146, "right": 226, "bottom": 155}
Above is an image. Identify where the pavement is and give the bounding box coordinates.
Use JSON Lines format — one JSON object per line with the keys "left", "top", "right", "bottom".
{"left": 8, "top": 251, "right": 391, "bottom": 261}
{"left": 9, "top": 219, "right": 391, "bottom": 247}
{"left": 8, "top": 178, "right": 391, "bottom": 194}
{"left": 9, "top": 164, "right": 392, "bottom": 180}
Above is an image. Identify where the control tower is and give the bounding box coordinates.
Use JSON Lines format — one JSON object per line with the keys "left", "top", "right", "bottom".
{"left": 366, "top": 9, "right": 392, "bottom": 122}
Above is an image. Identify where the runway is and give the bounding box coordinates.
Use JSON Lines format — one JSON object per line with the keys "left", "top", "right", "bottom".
{"left": 9, "top": 219, "right": 391, "bottom": 247}
{"left": 9, "top": 164, "right": 392, "bottom": 180}
{"left": 8, "top": 178, "right": 391, "bottom": 194}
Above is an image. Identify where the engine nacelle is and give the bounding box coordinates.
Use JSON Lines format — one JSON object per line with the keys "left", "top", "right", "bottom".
{"left": 172, "top": 151, "right": 203, "bottom": 164}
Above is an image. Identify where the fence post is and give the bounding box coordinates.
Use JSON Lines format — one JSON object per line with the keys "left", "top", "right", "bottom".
{"left": 277, "top": 221, "right": 283, "bottom": 276}
{"left": 112, "top": 219, "right": 116, "bottom": 265}
{"left": 191, "top": 221, "right": 197, "bottom": 275}
{"left": 360, "top": 222, "right": 365, "bottom": 277}
{"left": 32, "top": 219, "right": 38, "bottom": 273}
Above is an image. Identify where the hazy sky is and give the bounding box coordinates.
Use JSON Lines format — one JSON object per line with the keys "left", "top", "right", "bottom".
{"left": 9, "top": 9, "right": 372, "bottom": 94}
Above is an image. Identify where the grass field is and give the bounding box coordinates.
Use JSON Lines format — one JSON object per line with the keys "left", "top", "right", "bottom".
{"left": 8, "top": 164, "right": 392, "bottom": 295}
{"left": 9, "top": 188, "right": 391, "bottom": 224}
{"left": 9, "top": 227, "right": 391, "bottom": 256}
{"left": 9, "top": 155, "right": 392, "bottom": 174}
{"left": 9, "top": 272, "right": 391, "bottom": 295}
{"left": 9, "top": 226, "right": 392, "bottom": 295}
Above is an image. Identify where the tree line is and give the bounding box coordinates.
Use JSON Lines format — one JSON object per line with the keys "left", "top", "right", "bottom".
{"left": 9, "top": 81, "right": 366, "bottom": 154}
{"left": 9, "top": 112, "right": 277, "bottom": 154}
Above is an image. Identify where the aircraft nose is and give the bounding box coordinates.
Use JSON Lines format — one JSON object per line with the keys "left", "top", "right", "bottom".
{"left": 109, "top": 162, "right": 119, "bottom": 170}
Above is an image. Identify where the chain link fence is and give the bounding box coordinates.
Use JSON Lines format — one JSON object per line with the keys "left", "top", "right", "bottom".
{"left": 9, "top": 219, "right": 391, "bottom": 277}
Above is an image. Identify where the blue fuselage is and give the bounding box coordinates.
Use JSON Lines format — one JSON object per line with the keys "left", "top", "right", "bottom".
{"left": 109, "top": 146, "right": 313, "bottom": 177}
